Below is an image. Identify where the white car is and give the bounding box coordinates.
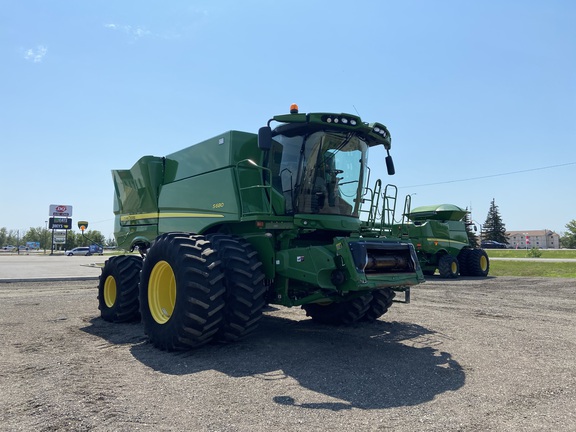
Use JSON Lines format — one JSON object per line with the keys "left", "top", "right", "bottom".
{"left": 66, "top": 247, "right": 90, "bottom": 256}
{"left": 2, "top": 245, "right": 16, "bottom": 251}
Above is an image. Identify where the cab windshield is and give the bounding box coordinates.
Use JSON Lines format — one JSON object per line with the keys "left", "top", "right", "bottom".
{"left": 268, "top": 130, "right": 368, "bottom": 217}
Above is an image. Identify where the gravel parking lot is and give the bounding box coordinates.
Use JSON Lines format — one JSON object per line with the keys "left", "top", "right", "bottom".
{"left": 1, "top": 276, "right": 575, "bottom": 431}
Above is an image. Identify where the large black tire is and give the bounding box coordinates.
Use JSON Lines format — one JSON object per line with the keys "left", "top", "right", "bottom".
{"left": 139, "top": 233, "right": 226, "bottom": 351}
{"left": 467, "top": 248, "right": 490, "bottom": 277}
{"left": 361, "top": 288, "right": 396, "bottom": 322}
{"left": 457, "top": 249, "right": 472, "bottom": 276}
{"left": 302, "top": 294, "right": 372, "bottom": 325}
{"left": 206, "top": 234, "right": 267, "bottom": 342}
{"left": 438, "top": 254, "right": 459, "bottom": 278}
{"left": 98, "top": 255, "right": 142, "bottom": 323}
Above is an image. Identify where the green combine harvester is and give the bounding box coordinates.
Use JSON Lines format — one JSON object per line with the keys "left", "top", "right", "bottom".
{"left": 98, "top": 104, "right": 425, "bottom": 350}
{"left": 392, "top": 202, "right": 489, "bottom": 278}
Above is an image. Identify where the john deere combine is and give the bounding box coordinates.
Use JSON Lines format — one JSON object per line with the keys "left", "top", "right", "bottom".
{"left": 98, "top": 105, "right": 425, "bottom": 350}
{"left": 392, "top": 202, "right": 489, "bottom": 278}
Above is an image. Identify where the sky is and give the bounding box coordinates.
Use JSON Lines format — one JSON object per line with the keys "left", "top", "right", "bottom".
{"left": 1, "top": 0, "right": 575, "bottom": 239}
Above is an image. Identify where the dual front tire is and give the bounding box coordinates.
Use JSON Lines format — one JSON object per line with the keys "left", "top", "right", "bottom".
{"left": 432, "top": 248, "right": 490, "bottom": 278}
{"left": 98, "top": 233, "right": 267, "bottom": 351}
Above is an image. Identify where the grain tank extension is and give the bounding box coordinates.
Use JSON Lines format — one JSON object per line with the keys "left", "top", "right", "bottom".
{"left": 98, "top": 105, "right": 425, "bottom": 351}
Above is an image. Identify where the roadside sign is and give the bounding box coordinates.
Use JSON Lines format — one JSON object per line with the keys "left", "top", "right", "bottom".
{"left": 53, "top": 232, "right": 67, "bottom": 244}
{"left": 49, "top": 204, "right": 73, "bottom": 217}
{"left": 49, "top": 217, "right": 72, "bottom": 230}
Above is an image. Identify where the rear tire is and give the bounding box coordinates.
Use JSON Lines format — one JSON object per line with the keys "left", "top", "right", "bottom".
{"left": 467, "top": 248, "right": 490, "bottom": 277}
{"left": 139, "top": 233, "right": 226, "bottom": 351}
{"left": 98, "top": 255, "right": 142, "bottom": 323}
{"left": 207, "top": 234, "right": 267, "bottom": 342}
{"left": 458, "top": 249, "right": 472, "bottom": 276}
{"left": 302, "top": 295, "right": 372, "bottom": 325}
{"left": 438, "top": 254, "right": 459, "bottom": 278}
{"left": 362, "top": 288, "right": 396, "bottom": 322}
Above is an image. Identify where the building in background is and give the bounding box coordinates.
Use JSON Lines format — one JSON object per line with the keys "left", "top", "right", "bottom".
{"left": 507, "top": 230, "right": 560, "bottom": 249}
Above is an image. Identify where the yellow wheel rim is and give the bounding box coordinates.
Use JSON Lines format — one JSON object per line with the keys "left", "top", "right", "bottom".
{"left": 103, "top": 275, "right": 117, "bottom": 308}
{"left": 148, "top": 260, "right": 176, "bottom": 324}
{"left": 451, "top": 261, "right": 458, "bottom": 274}
{"left": 480, "top": 255, "right": 488, "bottom": 271}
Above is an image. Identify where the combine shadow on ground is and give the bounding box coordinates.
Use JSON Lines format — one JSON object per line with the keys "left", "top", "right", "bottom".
{"left": 82, "top": 312, "right": 465, "bottom": 411}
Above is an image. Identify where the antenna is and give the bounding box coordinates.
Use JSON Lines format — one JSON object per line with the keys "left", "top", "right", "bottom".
{"left": 352, "top": 105, "right": 361, "bottom": 116}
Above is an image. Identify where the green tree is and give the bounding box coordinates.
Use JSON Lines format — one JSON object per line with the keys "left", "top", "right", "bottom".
{"left": 5, "top": 229, "right": 20, "bottom": 247}
{"left": 560, "top": 220, "right": 576, "bottom": 248}
{"left": 68, "top": 230, "right": 106, "bottom": 249}
{"left": 0, "top": 227, "right": 7, "bottom": 246}
{"left": 22, "top": 227, "right": 51, "bottom": 250}
{"left": 482, "top": 198, "right": 508, "bottom": 244}
{"left": 464, "top": 209, "right": 479, "bottom": 247}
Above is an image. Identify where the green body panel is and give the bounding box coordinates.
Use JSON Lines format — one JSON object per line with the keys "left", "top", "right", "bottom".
{"left": 292, "top": 214, "right": 362, "bottom": 233}
{"left": 163, "top": 131, "right": 260, "bottom": 182}
{"left": 158, "top": 169, "right": 240, "bottom": 233}
{"left": 112, "top": 110, "right": 425, "bottom": 307}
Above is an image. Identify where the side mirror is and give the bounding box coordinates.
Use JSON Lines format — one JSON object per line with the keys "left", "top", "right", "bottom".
{"left": 385, "top": 155, "right": 395, "bottom": 175}
{"left": 258, "top": 126, "right": 272, "bottom": 151}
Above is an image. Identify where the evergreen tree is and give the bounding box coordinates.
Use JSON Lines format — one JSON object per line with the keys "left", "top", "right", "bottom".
{"left": 482, "top": 198, "right": 508, "bottom": 244}
{"left": 560, "top": 220, "right": 576, "bottom": 248}
{"left": 464, "top": 209, "right": 479, "bottom": 247}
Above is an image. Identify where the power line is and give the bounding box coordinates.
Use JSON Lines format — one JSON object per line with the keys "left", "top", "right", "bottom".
{"left": 400, "top": 161, "right": 576, "bottom": 189}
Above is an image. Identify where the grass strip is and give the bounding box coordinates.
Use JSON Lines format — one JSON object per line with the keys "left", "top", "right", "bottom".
{"left": 489, "top": 260, "right": 576, "bottom": 278}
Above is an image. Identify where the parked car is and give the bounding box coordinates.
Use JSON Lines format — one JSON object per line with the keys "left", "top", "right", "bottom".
{"left": 66, "top": 245, "right": 103, "bottom": 256}
{"left": 66, "top": 247, "right": 90, "bottom": 256}
{"left": 2, "top": 245, "right": 16, "bottom": 251}
{"left": 481, "top": 240, "right": 508, "bottom": 249}
{"left": 88, "top": 244, "right": 104, "bottom": 255}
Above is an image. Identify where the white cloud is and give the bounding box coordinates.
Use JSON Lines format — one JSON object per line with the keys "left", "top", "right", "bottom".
{"left": 104, "top": 23, "right": 152, "bottom": 41}
{"left": 24, "top": 45, "right": 47, "bottom": 63}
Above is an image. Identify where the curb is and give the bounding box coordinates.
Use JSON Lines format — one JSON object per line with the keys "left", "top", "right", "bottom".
{"left": 0, "top": 276, "right": 99, "bottom": 284}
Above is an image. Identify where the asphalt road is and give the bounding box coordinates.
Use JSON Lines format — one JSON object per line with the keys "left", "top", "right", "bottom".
{"left": 0, "top": 253, "right": 109, "bottom": 282}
